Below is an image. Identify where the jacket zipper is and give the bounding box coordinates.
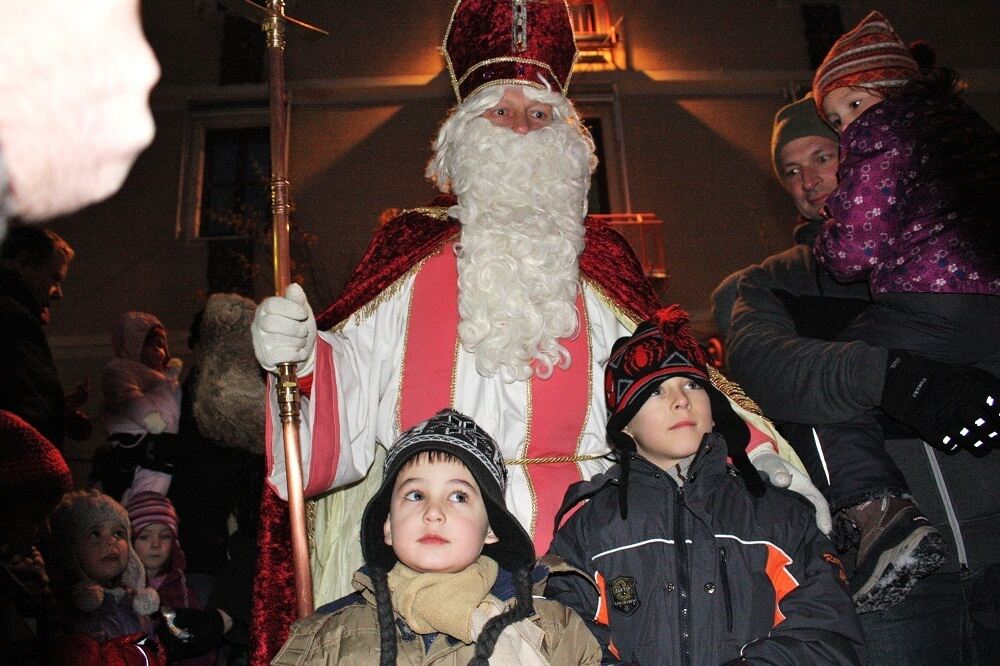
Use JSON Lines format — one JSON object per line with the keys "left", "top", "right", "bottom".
{"left": 719, "top": 546, "right": 733, "bottom": 632}
{"left": 675, "top": 486, "right": 692, "bottom": 666}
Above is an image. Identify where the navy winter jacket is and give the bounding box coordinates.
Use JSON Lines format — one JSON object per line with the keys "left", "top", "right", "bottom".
{"left": 546, "top": 433, "right": 865, "bottom": 665}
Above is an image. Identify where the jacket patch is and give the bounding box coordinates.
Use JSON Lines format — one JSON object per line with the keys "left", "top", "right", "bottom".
{"left": 609, "top": 576, "right": 640, "bottom": 616}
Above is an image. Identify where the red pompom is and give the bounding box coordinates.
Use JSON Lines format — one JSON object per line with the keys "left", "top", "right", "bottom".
{"left": 651, "top": 306, "right": 708, "bottom": 367}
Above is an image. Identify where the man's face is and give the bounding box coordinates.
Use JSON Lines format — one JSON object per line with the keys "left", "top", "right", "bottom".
{"left": 778, "top": 135, "right": 839, "bottom": 220}
{"left": 479, "top": 86, "right": 554, "bottom": 134}
{"left": 17, "top": 250, "right": 69, "bottom": 312}
{"left": 383, "top": 454, "right": 498, "bottom": 573}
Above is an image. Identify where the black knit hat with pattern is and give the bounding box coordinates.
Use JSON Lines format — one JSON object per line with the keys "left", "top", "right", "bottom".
{"left": 605, "top": 306, "right": 711, "bottom": 436}
{"left": 360, "top": 408, "right": 534, "bottom": 572}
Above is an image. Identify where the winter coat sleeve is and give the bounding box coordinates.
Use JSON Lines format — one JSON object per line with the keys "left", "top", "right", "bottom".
{"left": 814, "top": 127, "right": 907, "bottom": 284}
{"left": 544, "top": 512, "right": 618, "bottom": 663}
{"left": 725, "top": 250, "right": 888, "bottom": 425}
{"left": 533, "top": 599, "right": 604, "bottom": 665}
{"left": 710, "top": 267, "right": 747, "bottom": 337}
{"left": 740, "top": 508, "right": 866, "bottom": 665}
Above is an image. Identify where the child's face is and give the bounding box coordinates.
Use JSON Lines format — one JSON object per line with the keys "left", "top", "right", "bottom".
{"left": 141, "top": 327, "right": 169, "bottom": 372}
{"left": 133, "top": 523, "right": 174, "bottom": 575}
{"left": 823, "top": 86, "right": 884, "bottom": 133}
{"left": 624, "top": 376, "right": 713, "bottom": 471}
{"left": 383, "top": 455, "right": 498, "bottom": 573}
{"left": 76, "top": 519, "right": 129, "bottom": 585}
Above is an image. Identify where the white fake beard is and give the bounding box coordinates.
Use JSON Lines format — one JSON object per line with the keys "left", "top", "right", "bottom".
{"left": 436, "top": 116, "right": 596, "bottom": 382}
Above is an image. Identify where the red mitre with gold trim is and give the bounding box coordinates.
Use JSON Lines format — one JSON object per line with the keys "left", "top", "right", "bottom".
{"left": 443, "top": 0, "right": 579, "bottom": 102}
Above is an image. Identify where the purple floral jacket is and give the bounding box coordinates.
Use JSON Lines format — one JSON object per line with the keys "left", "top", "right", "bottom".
{"left": 815, "top": 93, "right": 1000, "bottom": 295}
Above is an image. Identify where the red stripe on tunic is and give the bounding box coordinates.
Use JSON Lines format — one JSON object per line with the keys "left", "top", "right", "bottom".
{"left": 400, "top": 246, "right": 460, "bottom": 430}
{"left": 526, "top": 291, "right": 590, "bottom": 554}
{"left": 307, "top": 335, "right": 340, "bottom": 493}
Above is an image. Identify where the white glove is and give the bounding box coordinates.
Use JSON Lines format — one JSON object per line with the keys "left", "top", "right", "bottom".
{"left": 142, "top": 411, "right": 167, "bottom": 435}
{"left": 749, "top": 447, "right": 833, "bottom": 535}
{"left": 251, "top": 283, "right": 317, "bottom": 375}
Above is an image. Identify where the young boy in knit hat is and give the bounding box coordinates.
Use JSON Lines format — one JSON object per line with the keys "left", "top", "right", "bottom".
{"left": 273, "top": 408, "right": 602, "bottom": 665}
{"left": 41, "top": 489, "right": 163, "bottom": 662}
{"left": 126, "top": 491, "right": 224, "bottom": 665}
{"left": 806, "top": 10, "right": 1000, "bottom": 611}
{"left": 545, "top": 307, "right": 865, "bottom": 665}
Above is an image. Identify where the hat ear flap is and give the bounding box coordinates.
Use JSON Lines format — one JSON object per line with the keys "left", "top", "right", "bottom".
{"left": 608, "top": 430, "right": 636, "bottom": 520}
{"left": 123, "top": 547, "right": 146, "bottom": 590}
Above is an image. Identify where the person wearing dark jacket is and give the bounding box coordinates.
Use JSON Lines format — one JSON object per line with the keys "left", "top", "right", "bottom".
{"left": 0, "top": 226, "right": 79, "bottom": 448}
{"left": 712, "top": 94, "right": 1000, "bottom": 665}
{"left": 546, "top": 308, "right": 865, "bottom": 665}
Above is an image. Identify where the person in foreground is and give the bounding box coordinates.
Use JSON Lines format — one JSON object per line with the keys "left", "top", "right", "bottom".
{"left": 272, "top": 408, "right": 602, "bottom": 665}
{"left": 546, "top": 307, "right": 865, "bottom": 665}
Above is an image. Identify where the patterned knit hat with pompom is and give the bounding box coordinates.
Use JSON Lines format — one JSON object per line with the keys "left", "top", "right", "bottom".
{"left": 812, "top": 11, "right": 919, "bottom": 113}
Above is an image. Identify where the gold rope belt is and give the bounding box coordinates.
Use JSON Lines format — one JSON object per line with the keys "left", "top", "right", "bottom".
{"left": 504, "top": 453, "right": 606, "bottom": 465}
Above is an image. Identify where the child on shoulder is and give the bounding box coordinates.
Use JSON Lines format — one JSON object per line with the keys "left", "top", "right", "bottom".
{"left": 545, "top": 308, "right": 865, "bottom": 665}
{"left": 273, "top": 408, "right": 602, "bottom": 665}
{"left": 97, "top": 312, "right": 183, "bottom": 500}
{"left": 805, "top": 10, "right": 1000, "bottom": 612}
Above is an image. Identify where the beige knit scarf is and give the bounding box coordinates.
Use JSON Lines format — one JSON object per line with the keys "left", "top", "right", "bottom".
{"left": 387, "top": 556, "right": 498, "bottom": 644}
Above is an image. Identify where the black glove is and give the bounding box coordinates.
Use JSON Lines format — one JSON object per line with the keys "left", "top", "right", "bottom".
{"left": 707, "top": 387, "right": 765, "bottom": 497}
{"left": 157, "top": 607, "right": 225, "bottom": 660}
{"left": 881, "top": 350, "right": 1000, "bottom": 455}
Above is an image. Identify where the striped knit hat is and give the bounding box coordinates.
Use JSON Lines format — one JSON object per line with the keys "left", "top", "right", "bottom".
{"left": 125, "top": 491, "right": 179, "bottom": 538}
{"left": 812, "top": 11, "right": 919, "bottom": 113}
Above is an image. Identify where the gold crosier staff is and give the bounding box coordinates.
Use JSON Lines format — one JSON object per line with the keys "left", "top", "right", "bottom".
{"left": 221, "top": 0, "right": 326, "bottom": 620}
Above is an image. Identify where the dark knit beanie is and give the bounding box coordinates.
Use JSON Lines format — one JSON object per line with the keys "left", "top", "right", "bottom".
{"left": 360, "top": 408, "right": 535, "bottom": 572}
{"left": 771, "top": 94, "right": 838, "bottom": 179}
{"left": 605, "top": 306, "right": 710, "bottom": 435}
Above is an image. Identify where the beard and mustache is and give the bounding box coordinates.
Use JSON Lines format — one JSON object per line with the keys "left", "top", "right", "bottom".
{"left": 427, "top": 102, "right": 597, "bottom": 382}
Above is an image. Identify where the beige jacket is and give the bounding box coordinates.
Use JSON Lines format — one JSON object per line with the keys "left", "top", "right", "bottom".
{"left": 272, "top": 567, "right": 602, "bottom": 665}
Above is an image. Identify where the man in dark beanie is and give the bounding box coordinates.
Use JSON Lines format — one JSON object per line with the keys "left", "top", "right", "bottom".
{"left": 272, "top": 408, "right": 601, "bottom": 665}
{"left": 711, "top": 93, "right": 1000, "bottom": 664}
{"left": 546, "top": 307, "right": 864, "bottom": 665}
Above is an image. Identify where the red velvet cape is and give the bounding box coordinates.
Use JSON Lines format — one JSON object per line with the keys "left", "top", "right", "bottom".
{"left": 250, "top": 203, "right": 660, "bottom": 665}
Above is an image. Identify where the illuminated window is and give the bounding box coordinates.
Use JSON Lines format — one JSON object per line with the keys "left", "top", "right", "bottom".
{"left": 568, "top": 0, "right": 618, "bottom": 65}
